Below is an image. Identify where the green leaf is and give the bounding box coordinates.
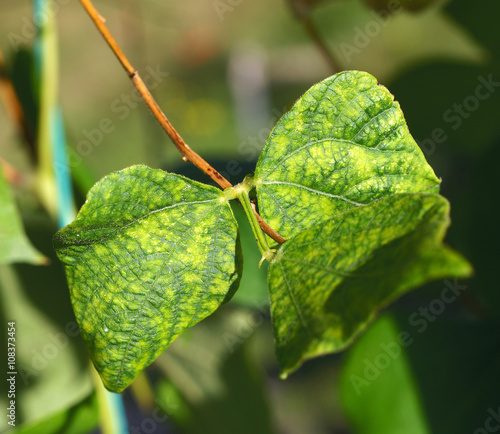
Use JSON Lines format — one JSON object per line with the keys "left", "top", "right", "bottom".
{"left": 267, "top": 193, "right": 472, "bottom": 377}
{"left": 255, "top": 70, "right": 440, "bottom": 239}
{"left": 340, "top": 311, "right": 500, "bottom": 434}
{"left": 15, "top": 393, "right": 98, "bottom": 434}
{"left": 395, "top": 316, "right": 500, "bottom": 434}
{"left": 0, "top": 167, "right": 46, "bottom": 265}
{"left": 0, "top": 265, "right": 93, "bottom": 428}
{"left": 53, "top": 165, "right": 242, "bottom": 393}
{"left": 339, "top": 314, "right": 431, "bottom": 434}
{"left": 155, "top": 309, "right": 276, "bottom": 434}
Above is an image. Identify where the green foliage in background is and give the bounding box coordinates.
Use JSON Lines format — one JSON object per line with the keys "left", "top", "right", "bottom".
{"left": 0, "top": 168, "right": 45, "bottom": 266}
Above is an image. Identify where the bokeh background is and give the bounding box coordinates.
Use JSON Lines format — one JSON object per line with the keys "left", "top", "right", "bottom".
{"left": 1, "top": 0, "right": 499, "bottom": 433}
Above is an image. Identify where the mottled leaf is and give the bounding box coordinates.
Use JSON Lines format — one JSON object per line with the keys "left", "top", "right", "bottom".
{"left": 0, "top": 167, "right": 46, "bottom": 265}
{"left": 267, "top": 193, "right": 472, "bottom": 376}
{"left": 254, "top": 70, "right": 440, "bottom": 239}
{"left": 53, "top": 165, "right": 242, "bottom": 392}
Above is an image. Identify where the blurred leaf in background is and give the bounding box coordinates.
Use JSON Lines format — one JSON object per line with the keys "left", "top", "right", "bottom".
{"left": 155, "top": 308, "right": 276, "bottom": 434}
{"left": 0, "top": 167, "right": 45, "bottom": 265}
{"left": 14, "top": 393, "right": 98, "bottom": 434}
{"left": 340, "top": 314, "right": 430, "bottom": 434}
{"left": 340, "top": 311, "right": 500, "bottom": 434}
{"left": 0, "top": 261, "right": 93, "bottom": 429}
{"left": 388, "top": 0, "right": 500, "bottom": 314}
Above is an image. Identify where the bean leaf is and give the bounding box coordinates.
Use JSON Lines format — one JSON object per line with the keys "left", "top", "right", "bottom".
{"left": 255, "top": 70, "right": 440, "bottom": 239}
{"left": 54, "top": 165, "right": 242, "bottom": 392}
{"left": 267, "top": 193, "right": 472, "bottom": 377}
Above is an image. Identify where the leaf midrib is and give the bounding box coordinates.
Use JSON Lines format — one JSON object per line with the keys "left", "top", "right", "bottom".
{"left": 56, "top": 199, "right": 218, "bottom": 248}
{"left": 258, "top": 136, "right": 412, "bottom": 179}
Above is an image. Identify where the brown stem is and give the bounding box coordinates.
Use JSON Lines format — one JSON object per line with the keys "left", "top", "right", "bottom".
{"left": 79, "top": 0, "right": 286, "bottom": 244}
{"left": 289, "top": 0, "right": 339, "bottom": 73}
{"left": 301, "top": 15, "right": 338, "bottom": 73}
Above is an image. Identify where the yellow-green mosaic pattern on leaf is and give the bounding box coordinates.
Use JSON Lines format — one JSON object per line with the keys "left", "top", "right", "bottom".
{"left": 53, "top": 165, "right": 242, "bottom": 393}
{"left": 267, "top": 193, "right": 472, "bottom": 377}
{"left": 254, "top": 70, "right": 440, "bottom": 239}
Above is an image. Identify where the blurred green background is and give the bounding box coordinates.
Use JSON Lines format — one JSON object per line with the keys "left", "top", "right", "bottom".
{"left": 1, "top": 0, "right": 499, "bottom": 433}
